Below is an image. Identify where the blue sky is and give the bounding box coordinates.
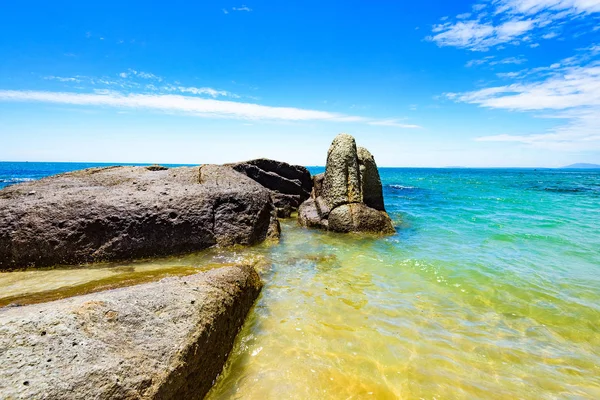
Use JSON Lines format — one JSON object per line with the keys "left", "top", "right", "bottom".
{"left": 0, "top": 0, "right": 599, "bottom": 167}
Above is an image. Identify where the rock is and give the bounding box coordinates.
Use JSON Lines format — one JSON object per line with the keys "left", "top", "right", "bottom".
{"left": 0, "top": 265, "right": 262, "bottom": 400}
{"left": 0, "top": 164, "right": 279, "bottom": 270}
{"left": 298, "top": 134, "right": 395, "bottom": 234}
{"left": 228, "top": 159, "right": 312, "bottom": 217}
{"left": 298, "top": 198, "right": 328, "bottom": 229}
{"left": 322, "top": 133, "right": 362, "bottom": 210}
{"left": 311, "top": 173, "right": 325, "bottom": 198}
{"left": 328, "top": 203, "right": 394, "bottom": 234}
{"left": 357, "top": 147, "right": 385, "bottom": 211}
{"left": 146, "top": 164, "right": 169, "bottom": 171}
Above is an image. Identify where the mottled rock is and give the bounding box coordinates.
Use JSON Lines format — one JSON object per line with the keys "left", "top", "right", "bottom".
{"left": 322, "top": 133, "right": 362, "bottom": 210}
{"left": 312, "top": 173, "right": 325, "bottom": 198}
{"left": 298, "top": 134, "right": 395, "bottom": 234}
{"left": 228, "top": 159, "right": 312, "bottom": 217}
{"left": 357, "top": 147, "right": 385, "bottom": 211}
{"left": 298, "top": 198, "right": 328, "bottom": 229}
{"left": 0, "top": 165, "right": 279, "bottom": 270}
{"left": 328, "top": 203, "right": 394, "bottom": 234}
{"left": 0, "top": 265, "right": 262, "bottom": 400}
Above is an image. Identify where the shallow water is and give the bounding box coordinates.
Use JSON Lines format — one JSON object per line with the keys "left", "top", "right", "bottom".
{"left": 1, "top": 164, "right": 600, "bottom": 398}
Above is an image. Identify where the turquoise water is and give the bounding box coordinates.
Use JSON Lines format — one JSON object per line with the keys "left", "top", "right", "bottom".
{"left": 1, "top": 163, "right": 599, "bottom": 398}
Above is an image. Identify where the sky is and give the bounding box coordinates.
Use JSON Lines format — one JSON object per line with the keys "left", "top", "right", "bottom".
{"left": 0, "top": 1, "right": 599, "bottom": 167}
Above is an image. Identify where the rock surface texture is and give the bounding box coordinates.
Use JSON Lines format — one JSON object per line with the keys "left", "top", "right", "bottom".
{"left": 299, "top": 134, "right": 395, "bottom": 234}
{"left": 0, "top": 265, "right": 262, "bottom": 400}
{"left": 0, "top": 164, "right": 279, "bottom": 270}
{"left": 228, "top": 159, "right": 312, "bottom": 218}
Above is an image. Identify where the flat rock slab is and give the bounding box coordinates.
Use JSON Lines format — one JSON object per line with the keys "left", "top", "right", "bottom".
{"left": 0, "top": 164, "right": 279, "bottom": 270}
{"left": 0, "top": 265, "right": 262, "bottom": 400}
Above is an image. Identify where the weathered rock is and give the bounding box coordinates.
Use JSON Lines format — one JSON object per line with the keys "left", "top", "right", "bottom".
{"left": 0, "top": 265, "right": 262, "bottom": 400}
{"left": 228, "top": 159, "right": 312, "bottom": 218}
{"left": 298, "top": 134, "right": 395, "bottom": 234}
{"left": 328, "top": 203, "right": 394, "bottom": 234}
{"left": 298, "top": 198, "right": 328, "bottom": 229}
{"left": 312, "top": 173, "right": 325, "bottom": 198}
{"left": 0, "top": 164, "right": 279, "bottom": 270}
{"left": 357, "top": 147, "right": 385, "bottom": 211}
{"left": 322, "top": 133, "right": 362, "bottom": 210}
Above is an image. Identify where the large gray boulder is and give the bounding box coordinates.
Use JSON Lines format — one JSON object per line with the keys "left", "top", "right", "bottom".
{"left": 227, "top": 158, "right": 312, "bottom": 218}
{"left": 298, "top": 134, "right": 395, "bottom": 234}
{"left": 0, "top": 164, "right": 279, "bottom": 270}
{"left": 0, "top": 265, "right": 262, "bottom": 400}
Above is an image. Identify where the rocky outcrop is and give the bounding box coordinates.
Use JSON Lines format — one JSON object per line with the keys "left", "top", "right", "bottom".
{"left": 0, "top": 265, "right": 262, "bottom": 400}
{"left": 298, "top": 134, "right": 395, "bottom": 234}
{"left": 0, "top": 164, "right": 279, "bottom": 270}
{"left": 228, "top": 159, "right": 312, "bottom": 218}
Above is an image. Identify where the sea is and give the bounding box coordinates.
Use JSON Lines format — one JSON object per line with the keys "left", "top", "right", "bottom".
{"left": 1, "top": 162, "right": 599, "bottom": 399}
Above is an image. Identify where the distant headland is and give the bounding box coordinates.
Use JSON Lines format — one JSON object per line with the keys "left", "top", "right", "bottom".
{"left": 562, "top": 163, "right": 600, "bottom": 169}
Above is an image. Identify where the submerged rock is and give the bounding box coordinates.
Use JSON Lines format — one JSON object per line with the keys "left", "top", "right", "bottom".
{"left": 0, "top": 164, "right": 279, "bottom": 270}
{"left": 0, "top": 265, "right": 262, "bottom": 400}
{"left": 228, "top": 158, "right": 312, "bottom": 217}
{"left": 298, "top": 134, "right": 395, "bottom": 234}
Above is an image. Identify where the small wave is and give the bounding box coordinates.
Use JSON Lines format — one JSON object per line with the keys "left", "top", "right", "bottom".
{"left": 389, "top": 184, "right": 417, "bottom": 190}
{"left": 0, "top": 177, "right": 35, "bottom": 183}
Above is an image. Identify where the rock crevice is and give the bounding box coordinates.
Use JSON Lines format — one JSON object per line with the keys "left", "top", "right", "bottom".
{"left": 227, "top": 158, "right": 312, "bottom": 218}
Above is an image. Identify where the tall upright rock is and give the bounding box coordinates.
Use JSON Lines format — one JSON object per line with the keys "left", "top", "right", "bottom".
{"left": 322, "top": 134, "right": 362, "bottom": 210}
{"left": 298, "top": 134, "right": 395, "bottom": 234}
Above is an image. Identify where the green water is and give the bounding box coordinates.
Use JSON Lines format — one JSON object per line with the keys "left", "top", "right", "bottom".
{"left": 205, "top": 169, "right": 600, "bottom": 399}
{"left": 1, "top": 167, "right": 599, "bottom": 398}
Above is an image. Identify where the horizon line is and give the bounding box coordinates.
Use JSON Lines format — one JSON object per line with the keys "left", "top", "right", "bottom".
{"left": 1, "top": 160, "right": 598, "bottom": 169}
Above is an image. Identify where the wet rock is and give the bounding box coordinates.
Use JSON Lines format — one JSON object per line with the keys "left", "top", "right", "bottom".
{"left": 298, "top": 134, "right": 395, "bottom": 234}
{"left": 0, "top": 165, "right": 279, "bottom": 270}
{"left": 228, "top": 159, "right": 312, "bottom": 218}
{"left": 0, "top": 265, "right": 262, "bottom": 400}
{"left": 328, "top": 203, "right": 394, "bottom": 234}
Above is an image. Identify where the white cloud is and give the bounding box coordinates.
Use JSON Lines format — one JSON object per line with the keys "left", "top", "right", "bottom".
{"left": 466, "top": 55, "right": 527, "bottom": 67}
{"left": 446, "top": 48, "right": 600, "bottom": 150}
{"left": 44, "top": 76, "right": 82, "bottom": 83}
{"left": 0, "top": 90, "right": 419, "bottom": 128}
{"left": 137, "top": 71, "right": 162, "bottom": 81}
{"left": 542, "top": 31, "right": 559, "bottom": 39}
{"left": 427, "top": 0, "right": 600, "bottom": 51}
{"left": 166, "top": 85, "right": 239, "bottom": 98}
{"left": 222, "top": 8, "right": 229, "bottom": 14}
{"left": 232, "top": 5, "right": 252, "bottom": 11}
{"left": 119, "top": 72, "right": 128, "bottom": 78}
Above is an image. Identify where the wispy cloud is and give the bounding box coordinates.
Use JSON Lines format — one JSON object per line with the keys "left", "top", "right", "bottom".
{"left": 44, "top": 76, "right": 82, "bottom": 83}
{"left": 232, "top": 5, "right": 252, "bottom": 11}
{"left": 427, "top": 0, "right": 600, "bottom": 51}
{"left": 466, "top": 55, "right": 527, "bottom": 67}
{"left": 164, "top": 85, "right": 240, "bottom": 98}
{"left": 0, "top": 89, "right": 420, "bottom": 128}
{"left": 445, "top": 47, "right": 600, "bottom": 150}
